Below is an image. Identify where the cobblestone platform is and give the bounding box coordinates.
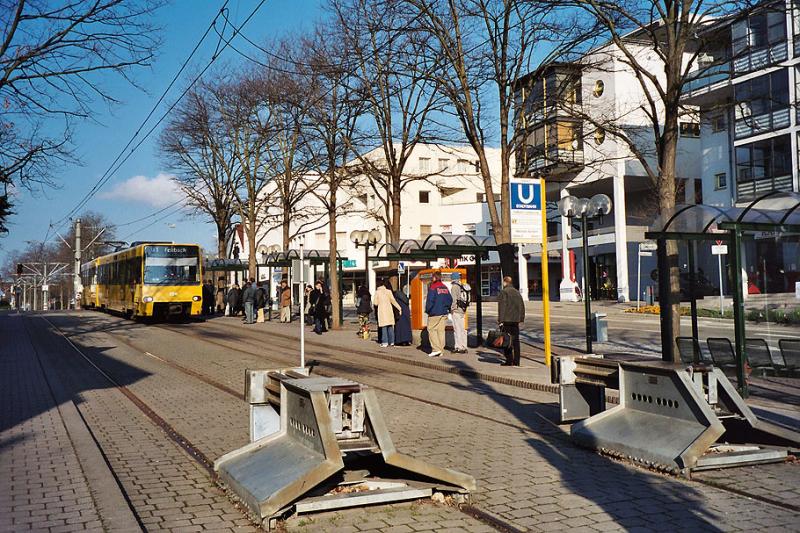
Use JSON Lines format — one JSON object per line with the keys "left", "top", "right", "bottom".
{"left": 2, "top": 310, "right": 799, "bottom": 532}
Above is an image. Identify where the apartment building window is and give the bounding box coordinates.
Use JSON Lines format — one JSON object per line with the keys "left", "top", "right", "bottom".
{"left": 419, "top": 157, "right": 430, "bottom": 172}
{"left": 735, "top": 134, "right": 792, "bottom": 199}
{"left": 419, "top": 190, "right": 430, "bottom": 203}
{"left": 420, "top": 224, "right": 432, "bottom": 237}
{"left": 476, "top": 192, "right": 486, "bottom": 203}
{"left": 733, "top": 69, "right": 789, "bottom": 139}
{"left": 336, "top": 232, "right": 347, "bottom": 251}
{"left": 486, "top": 222, "right": 494, "bottom": 236}
{"left": 438, "top": 158, "right": 448, "bottom": 170}
{"left": 464, "top": 223, "right": 476, "bottom": 235}
{"left": 715, "top": 173, "right": 728, "bottom": 190}
{"left": 732, "top": 9, "right": 787, "bottom": 73}
{"left": 441, "top": 224, "right": 453, "bottom": 234}
{"left": 457, "top": 159, "right": 471, "bottom": 172}
{"left": 711, "top": 114, "right": 726, "bottom": 132}
{"left": 679, "top": 122, "right": 701, "bottom": 138}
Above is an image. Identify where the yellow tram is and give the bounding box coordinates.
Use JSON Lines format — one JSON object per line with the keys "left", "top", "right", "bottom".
{"left": 80, "top": 242, "right": 203, "bottom": 319}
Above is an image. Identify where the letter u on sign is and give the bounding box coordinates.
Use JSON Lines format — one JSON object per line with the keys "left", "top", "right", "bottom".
{"left": 510, "top": 180, "right": 541, "bottom": 210}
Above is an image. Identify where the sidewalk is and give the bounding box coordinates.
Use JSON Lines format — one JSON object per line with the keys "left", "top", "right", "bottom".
{"left": 0, "top": 313, "right": 140, "bottom": 532}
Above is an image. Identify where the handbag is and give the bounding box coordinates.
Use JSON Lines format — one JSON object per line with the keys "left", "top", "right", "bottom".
{"left": 485, "top": 329, "right": 511, "bottom": 350}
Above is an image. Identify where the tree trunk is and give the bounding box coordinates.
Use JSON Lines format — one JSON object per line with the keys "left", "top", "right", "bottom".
{"left": 216, "top": 223, "right": 227, "bottom": 259}
{"left": 282, "top": 209, "right": 291, "bottom": 251}
{"left": 659, "top": 105, "right": 681, "bottom": 357}
{"left": 246, "top": 220, "right": 257, "bottom": 280}
{"left": 328, "top": 189, "right": 341, "bottom": 330}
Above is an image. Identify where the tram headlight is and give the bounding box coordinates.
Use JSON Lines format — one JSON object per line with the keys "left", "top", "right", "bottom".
{"left": 192, "top": 295, "right": 201, "bottom": 301}
{"left": 143, "top": 296, "right": 154, "bottom": 303}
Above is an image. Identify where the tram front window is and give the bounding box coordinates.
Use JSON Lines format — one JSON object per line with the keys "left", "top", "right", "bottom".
{"left": 144, "top": 246, "right": 200, "bottom": 285}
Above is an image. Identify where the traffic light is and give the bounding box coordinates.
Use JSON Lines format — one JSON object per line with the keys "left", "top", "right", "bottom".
{"left": 16, "top": 263, "right": 22, "bottom": 276}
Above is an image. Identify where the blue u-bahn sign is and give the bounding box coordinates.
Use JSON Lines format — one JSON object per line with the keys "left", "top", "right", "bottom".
{"left": 509, "top": 179, "right": 543, "bottom": 244}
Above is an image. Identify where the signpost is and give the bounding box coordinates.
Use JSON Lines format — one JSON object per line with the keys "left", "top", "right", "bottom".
{"left": 712, "top": 240, "right": 728, "bottom": 313}
{"left": 637, "top": 242, "right": 657, "bottom": 310}
{"left": 509, "top": 178, "right": 551, "bottom": 365}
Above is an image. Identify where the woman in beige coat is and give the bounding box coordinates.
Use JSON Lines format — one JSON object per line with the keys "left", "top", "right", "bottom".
{"left": 373, "top": 279, "right": 402, "bottom": 347}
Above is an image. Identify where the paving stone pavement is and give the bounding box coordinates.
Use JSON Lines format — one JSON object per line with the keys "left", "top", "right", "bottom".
{"left": 0, "top": 314, "right": 105, "bottom": 533}
{"left": 7, "top": 310, "right": 800, "bottom": 532}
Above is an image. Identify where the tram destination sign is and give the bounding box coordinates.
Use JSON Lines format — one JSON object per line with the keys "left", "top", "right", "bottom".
{"left": 145, "top": 245, "right": 198, "bottom": 258}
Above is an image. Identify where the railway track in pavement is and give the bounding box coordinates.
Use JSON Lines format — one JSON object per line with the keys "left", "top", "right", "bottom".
{"left": 42, "top": 312, "right": 800, "bottom": 528}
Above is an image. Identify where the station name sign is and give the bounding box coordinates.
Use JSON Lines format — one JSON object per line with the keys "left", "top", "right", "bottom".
{"left": 509, "top": 179, "right": 543, "bottom": 244}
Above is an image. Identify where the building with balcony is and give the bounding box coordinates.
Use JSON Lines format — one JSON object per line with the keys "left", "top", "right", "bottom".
{"left": 683, "top": 0, "right": 800, "bottom": 294}
{"left": 514, "top": 42, "right": 702, "bottom": 302}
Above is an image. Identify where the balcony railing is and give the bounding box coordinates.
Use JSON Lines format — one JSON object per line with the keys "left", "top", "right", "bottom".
{"left": 734, "top": 107, "right": 790, "bottom": 139}
{"left": 736, "top": 174, "right": 793, "bottom": 201}
{"left": 519, "top": 148, "right": 584, "bottom": 174}
{"left": 684, "top": 62, "right": 730, "bottom": 93}
{"left": 733, "top": 43, "right": 788, "bottom": 75}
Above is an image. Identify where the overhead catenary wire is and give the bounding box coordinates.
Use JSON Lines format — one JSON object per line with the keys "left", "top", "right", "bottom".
{"left": 46, "top": 0, "right": 268, "bottom": 243}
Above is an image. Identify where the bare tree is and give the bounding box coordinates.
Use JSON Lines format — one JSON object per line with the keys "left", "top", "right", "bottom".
{"left": 303, "top": 26, "right": 366, "bottom": 329}
{"left": 0, "top": 0, "right": 161, "bottom": 233}
{"left": 409, "top": 0, "right": 579, "bottom": 278}
{"left": 562, "top": 0, "right": 749, "bottom": 348}
{"left": 221, "top": 72, "right": 276, "bottom": 278}
{"left": 258, "top": 49, "right": 326, "bottom": 250}
{"left": 160, "top": 79, "right": 242, "bottom": 258}
{"left": 330, "top": 0, "right": 443, "bottom": 248}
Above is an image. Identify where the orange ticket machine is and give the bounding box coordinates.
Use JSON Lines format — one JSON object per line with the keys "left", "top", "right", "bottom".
{"left": 410, "top": 268, "right": 468, "bottom": 330}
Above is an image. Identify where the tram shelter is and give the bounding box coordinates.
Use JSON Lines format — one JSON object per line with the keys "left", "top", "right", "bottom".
{"left": 370, "top": 234, "right": 497, "bottom": 340}
{"left": 646, "top": 191, "right": 800, "bottom": 396}
{"left": 260, "top": 249, "right": 348, "bottom": 325}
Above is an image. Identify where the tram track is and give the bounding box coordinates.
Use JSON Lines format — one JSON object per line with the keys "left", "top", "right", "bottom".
{"left": 42, "top": 313, "right": 800, "bottom": 525}
{"left": 42, "top": 314, "right": 529, "bottom": 532}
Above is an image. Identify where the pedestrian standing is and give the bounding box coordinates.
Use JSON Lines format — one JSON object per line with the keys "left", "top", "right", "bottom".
{"left": 279, "top": 280, "right": 292, "bottom": 322}
{"left": 311, "top": 281, "right": 331, "bottom": 334}
{"left": 374, "top": 278, "right": 402, "bottom": 347}
{"left": 227, "top": 284, "right": 241, "bottom": 317}
{"left": 216, "top": 277, "right": 226, "bottom": 313}
{"left": 243, "top": 278, "right": 257, "bottom": 324}
{"left": 202, "top": 280, "right": 214, "bottom": 315}
{"left": 356, "top": 285, "right": 372, "bottom": 339}
{"left": 497, "top": 275, "right": 525, "bottom": 366}
{"left": 449, "top": 273, "right": 470, "bottom": 353}
{"left": 306, "top": 284, "right": 317, "bottom": 325}
{"left": 393, "top": 287, "right": 412, "bottom": 346}
{"left": 425, "top": 271, "right": 452, "bottom": 357}
{"left": 255, "top": 282, "right": 266, "bottom": 322}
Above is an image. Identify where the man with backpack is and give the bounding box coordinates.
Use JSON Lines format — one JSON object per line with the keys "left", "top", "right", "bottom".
{"left": 449, "top": 272, "right": 470, "bottom": 353}
{"left": 425, "top": 271, "right": 452, "bottom": 357}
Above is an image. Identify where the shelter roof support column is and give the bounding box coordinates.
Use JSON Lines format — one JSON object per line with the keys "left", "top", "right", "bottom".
{"left": 613, "top": 175, "right": 629, "bottom": 302}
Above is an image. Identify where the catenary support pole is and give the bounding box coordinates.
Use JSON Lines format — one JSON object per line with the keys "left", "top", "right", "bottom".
{"left": 299, "top": 244, "right": 305, "bottom": 369}
{"left": 74, "top": 218, "right": 82, "bottom": 308}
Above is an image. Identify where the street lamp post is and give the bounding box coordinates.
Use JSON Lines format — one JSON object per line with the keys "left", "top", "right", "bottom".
{"left": 557, "top": 194, "right": 612, "bottom": 354}
{"left": 350, "top": 229, "right": 382, "bottom": 294}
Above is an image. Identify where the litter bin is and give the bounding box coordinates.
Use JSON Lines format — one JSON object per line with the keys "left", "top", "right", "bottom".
{"left": 591, "top": 312, "right": 608, "bottom": 342}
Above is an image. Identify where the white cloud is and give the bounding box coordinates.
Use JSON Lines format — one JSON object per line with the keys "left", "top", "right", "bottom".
{"left": 100, "top": 173, "right": 183, "bottom": 207}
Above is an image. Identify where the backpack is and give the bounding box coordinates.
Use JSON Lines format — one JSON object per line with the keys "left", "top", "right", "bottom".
{"left": 456, "top": 282, "right": 471, "bottom": 311}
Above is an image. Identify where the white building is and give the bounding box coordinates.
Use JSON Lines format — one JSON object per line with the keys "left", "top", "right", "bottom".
{"left": 514, "top": 40, "right": 702, "bottom": 303}
{"left": 235, "top": 143, "right": 507, "bottom": 301}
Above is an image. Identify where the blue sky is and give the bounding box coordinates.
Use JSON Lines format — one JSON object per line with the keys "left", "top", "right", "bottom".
{"left": 2, "top": 0, "right": 323, "bottom": 261}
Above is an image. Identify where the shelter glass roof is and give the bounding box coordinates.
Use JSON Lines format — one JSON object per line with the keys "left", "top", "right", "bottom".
{"left": 649, "top": 192, "right": 800, "bottom": 235}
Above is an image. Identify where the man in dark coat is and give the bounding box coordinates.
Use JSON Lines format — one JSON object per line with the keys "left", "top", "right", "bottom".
{"left": 497, "top": 275, "right": 525, "bottom": 366}
{"left": 202, "top": 280, "right": 214, "bottom": 315}
{"left": 227, "top": 284, "right": 241, "bottom": 316}
{"left": 242, "top": 279, "right": 257, "bottom": 324}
